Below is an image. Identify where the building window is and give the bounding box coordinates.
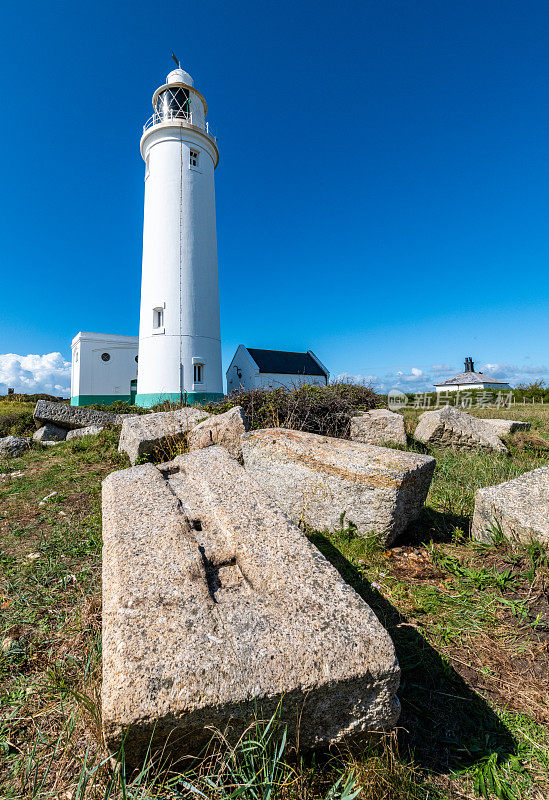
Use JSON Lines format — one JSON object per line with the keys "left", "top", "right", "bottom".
{"left": 101, "top": 352, "right": 110, "bottom": 362}
{"left": 189, "top": 149, "right": 199, "bottom": 168}
{"left": 193, "top": 363, "right": 203, "bottom": 383}
{"left": 153, "top": 308, "right": 164, "bottom": 329}
{"left": 135, "top": 355, "right": 138, "bottom": 363}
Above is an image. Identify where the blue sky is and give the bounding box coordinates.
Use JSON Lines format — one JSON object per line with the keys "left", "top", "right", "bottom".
{"left": 0, "top": 0, "right": 548, "bottom": 395}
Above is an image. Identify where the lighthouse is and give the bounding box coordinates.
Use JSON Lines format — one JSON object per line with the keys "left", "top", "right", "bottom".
{"left": 135, "top": 64, "right": 223, "bottom": 407}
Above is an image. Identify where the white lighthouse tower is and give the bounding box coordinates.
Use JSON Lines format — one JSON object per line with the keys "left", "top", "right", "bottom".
{"left": 136, "top": 63, "right": 223, "bottom": 407}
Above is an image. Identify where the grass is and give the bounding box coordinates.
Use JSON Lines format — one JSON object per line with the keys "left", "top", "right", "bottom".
{"left": 0, "top": 399, "right": 548, "bottom": 799}
{"left": 0, "top": 399, "right": 36, "bottom": 439}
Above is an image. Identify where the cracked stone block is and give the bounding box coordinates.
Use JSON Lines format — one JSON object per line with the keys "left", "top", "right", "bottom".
{"left": 350, "top": 409, "right": 407, "bottom": 447}
{"left": 471, "top": 466, "right": 549, "bottom": 547}
{"left": 101, "top": 447, "right": 400, "bottom": 763}
{"left": 118, "top": 407, "right": 209, "bottom": 465}
{"left": 33, "top": 400, "right": 120, "bottom": 431}
{"left": 241, "top": 428, "right": 435, "bottom": 544}
{"left": 414, "top": 406, "right": 508, "bottom": 452}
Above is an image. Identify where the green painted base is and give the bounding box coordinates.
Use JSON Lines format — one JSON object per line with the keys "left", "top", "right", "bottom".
{"left": 71, "top": 395, "right": 131, "bottom": 407}
{"left": 135, "top": 392, "right": 224, "bottom": 408}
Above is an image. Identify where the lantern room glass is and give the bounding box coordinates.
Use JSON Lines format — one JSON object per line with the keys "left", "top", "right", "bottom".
{"left": 154, "top": 87, "right": 190, "bottom": 121}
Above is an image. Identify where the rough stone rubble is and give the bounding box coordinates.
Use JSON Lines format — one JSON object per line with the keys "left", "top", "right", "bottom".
{"left": 350, "top": 409, "right": 407, "bottom": 447}
{"left": 482, "top": 418, "right": 531, "bottom": 436}
{"left": 33, "top": 423, "right": 67, "bottom": 443}
{"left": 472, "top": 466, "right": 549, "bottom": 547}
{"left": 118, "top": 406, "right": 209, "bottom": 465}
{"left": 0, "top": 436, "right": 30, "bottom": 459}
{"left": 66, "top": 425, "right": 106, "bottom": 440}
{"left": 187, "top": 405, "right": 247, "bottom": 461}
{"left": 414, "top": 406, "right": 508, "bottom": 452}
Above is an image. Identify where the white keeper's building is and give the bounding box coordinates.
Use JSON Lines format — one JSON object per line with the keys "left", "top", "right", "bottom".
{"left": 434, "top": 358, "right": 511, "bottom": 393}
{"left": 71, "top": 333, "right": 138, "bottom": 406}
{"left": 226, "top": 347, "right": 329, "bottom": 393}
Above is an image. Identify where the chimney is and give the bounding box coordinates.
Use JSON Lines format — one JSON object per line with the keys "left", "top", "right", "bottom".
{"left": 464, "top": 357, "right": 474, "bottom": 373}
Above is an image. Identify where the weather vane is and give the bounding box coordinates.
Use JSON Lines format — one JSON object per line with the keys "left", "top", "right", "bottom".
{"left": 171, "top": 51, "right": 180, "bottom": 68}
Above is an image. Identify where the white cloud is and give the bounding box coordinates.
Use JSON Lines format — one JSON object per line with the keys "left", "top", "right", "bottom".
{"left": 387, "top": 367, "right": 425, "bottom": 384}
{"left": 0, "top": 353, "right": 71, "bottom": 397}
{"left": 479, "top": 362, "right": 549, "bottom": 384}
{"left": 431, "top": 364, "right": 453, "bottom": 375}
{"left": 334, "top": 372, "right": 378, "bottom": 386}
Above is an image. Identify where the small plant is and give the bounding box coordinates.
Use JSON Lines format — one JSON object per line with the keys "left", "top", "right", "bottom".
{"left": 335, "top": 512, "right": 359, "bottom": 542}
{"left": 451, "top": 526, "right": 466, "bottom": 544}
{"left": 470, "top": 752, "right": 524, "bottom": 800}
{"left": 484, "top": 520, "right": 505, "bottom": 546}
{"left": 428, "top": 544, "right": 516, "bottom": 591}
{"left": 524, "top": 541, "right": 548, "bottom": 584}
{"left": 332, "top": 513, "right": 385, "bottom": 554}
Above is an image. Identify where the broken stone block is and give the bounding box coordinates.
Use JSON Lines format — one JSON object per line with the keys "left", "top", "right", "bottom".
{"left": 101, "top": 447, "right": 400, "bottom": 763}
{"left": 482, "top": 418, "right": 531, "bottom": 437}
{"left": 350, "top": 409, "right": 406, "bottom": 447}
{"left": 66, "top": 425, "right": 105, "bottom": 440}
{"left": 241, "top": 429, "right": 435, "bottom": 544}
{"left": 33, "top": 400, "right": 119, "bottom": 431}
{"left": 118, "top": 406, "right": 209, "bottom": 465}
{"left": 187, "top": 405, "right": 247, "bottom": 461}
{"left": 33, "top": 424, "right": 67, "bottom": 443}
{"left": 0, "top": 436, "right": 30, "bottom": 459}
{"left": 414, "top": 406, "right": 508, "bottom": 452}
{"left": 471, "top": 466, "right": 549, "bottom": 547}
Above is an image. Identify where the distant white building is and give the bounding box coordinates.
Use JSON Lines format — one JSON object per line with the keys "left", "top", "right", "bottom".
{"left": 226, "top": 347, "right": 329, "bottom": 393}
{"left": 434, "top": 357, "right": 511, "bottom": 393}
{"left": 71, "top": 333, "right": 138, "bottom": 406}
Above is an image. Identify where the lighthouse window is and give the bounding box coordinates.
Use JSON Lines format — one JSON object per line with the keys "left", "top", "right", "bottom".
{"left": 101, "top": 352, "right": 111, "bottom": 362}
{"left": 189, "top": 149, "right": 199, "bottom": 168}
{"left": 193, "top": 364, "right": 203, "bottom": 383}
{"left": 153, "top": 308, "right": 164, "bottom": 329}
{"left": 154, "top": 87, "right": 190, "bottom": 122}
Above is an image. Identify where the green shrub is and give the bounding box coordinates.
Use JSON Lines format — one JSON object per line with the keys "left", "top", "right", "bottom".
{"left": 0, "top": 411, "right": 35, "bottom": 437}
{"left": 150, "top": 384, "right": 379, "bottom": 437}
{"left": 205, "top": 383, "right": 380, "bottom": 438}
{"left": 1, "top": 393, "right": 65, "bottom": 403}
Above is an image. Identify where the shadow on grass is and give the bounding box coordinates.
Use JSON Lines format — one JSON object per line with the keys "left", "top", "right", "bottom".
{"left": 309, "top": 532, "right": 517, "bottom": 775}
{"left": 398, "top": 506, "right": 471, "bottom": 546}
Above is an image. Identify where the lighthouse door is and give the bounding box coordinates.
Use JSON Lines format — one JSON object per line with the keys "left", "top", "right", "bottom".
{"left": 130, "top": 379, "right": 137, "bottom": 405}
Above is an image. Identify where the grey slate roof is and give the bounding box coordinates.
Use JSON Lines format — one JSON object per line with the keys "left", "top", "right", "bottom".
{"left": 434, "top": 371, "right": 510, "bottom": 387}
{"left": 246, "top": 348, "right": 327, "bottom": 377}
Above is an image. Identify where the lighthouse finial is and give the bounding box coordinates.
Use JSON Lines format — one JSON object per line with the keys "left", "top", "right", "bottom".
{"left": 171, "top": 51, "right": 180, "bottom": 68}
